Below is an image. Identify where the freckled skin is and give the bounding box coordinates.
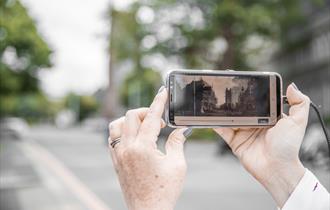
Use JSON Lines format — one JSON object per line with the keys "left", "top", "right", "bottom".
{"left": 213, "top": 85, "right": 312, "bottom": 208}
{"left": 109, "top": 83, "right": 315, "bottom": 210}
{"left": 108, "top": 89, "right": 188, "bottom": 210}
{"left": 115, "top": 146, "right": 186, "bottom": 210}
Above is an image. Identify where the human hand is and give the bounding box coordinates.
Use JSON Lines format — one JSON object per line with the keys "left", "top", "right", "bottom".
{"left": 108, "top": 87, "right": 191, "bottom": 210}
{"left": 214, "top": 83, "right": 310, "bottom": 208}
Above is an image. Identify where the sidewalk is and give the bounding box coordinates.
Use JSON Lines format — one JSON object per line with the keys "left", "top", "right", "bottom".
{"left": 2, "top": 126, "right": 329, "bottom": 210}
{"left": 28, "top": 126, "right": 278, "bottom": 210}
{"left": 0, "top": 138, "right": 91, "bottom": 210}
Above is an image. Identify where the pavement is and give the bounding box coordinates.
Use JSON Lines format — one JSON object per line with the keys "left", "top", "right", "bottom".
{"left": 1, "top": 125, "right": 329, "bottom": 210}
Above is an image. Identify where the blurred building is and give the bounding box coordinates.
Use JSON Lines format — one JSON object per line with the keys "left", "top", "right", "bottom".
{"left": 273, "top": 0, "right": 330, "bottom": 122}
{"left": 237, "top": 80, "right": 257, "bottom": 112}
{"left": 201, "top": 85, "right": 217, "bottom": 113}
{"left": 175, "top": 79, "right": 217, "bottom": 115}
{"left": 225, "top": 88, "right": 233, "bottom": 110}
{"left": 222, "top": 80, "right": 259, "bottom": 115}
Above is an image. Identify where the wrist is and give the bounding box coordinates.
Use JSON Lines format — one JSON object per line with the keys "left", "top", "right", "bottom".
{"left": 260, "top": 159, "right": 305, "bottom": 208}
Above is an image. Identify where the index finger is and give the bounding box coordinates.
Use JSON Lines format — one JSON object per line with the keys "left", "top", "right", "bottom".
{"left": 122, "top": 108, "right": 150, "bottom": 141}
{"left": 138, "top": 87, "right": 167, "bottom": 141}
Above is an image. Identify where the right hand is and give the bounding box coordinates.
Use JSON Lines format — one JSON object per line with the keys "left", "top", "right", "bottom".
{"left": 108, "top": 87, "right": 190, "bottom": 210}
{"left": 213, "top": 83, "right": 310, "bottom": 208}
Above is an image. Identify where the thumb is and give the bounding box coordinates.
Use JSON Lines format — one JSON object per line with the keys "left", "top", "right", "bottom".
{"left": 165, "top": 128, "right": 192, "bottom": 157}
{"left": 286, "top": 83, "right": 310, "bottom": 127}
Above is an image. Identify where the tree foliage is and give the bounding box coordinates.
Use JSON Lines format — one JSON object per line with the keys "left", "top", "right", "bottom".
{"left": 109, "top": 5, "right": 162, "bottom": 108}
{"left": 63, "top": 93, "right": 100, "bottom": 121}
{"left": 144, "top": 0, "right": 306, "bottom": 69}
{"left": 109, "top": 0, "right": 315, "bottom": 108}
{"left": 0, "top": 0, "right": 52, "bottom": 118}
{"left": 120, "top": 68, "right": 162, "bottom": 108}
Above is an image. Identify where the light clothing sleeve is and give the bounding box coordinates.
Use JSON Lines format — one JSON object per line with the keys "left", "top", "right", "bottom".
{"left": 280, "top": 169, "right": 330, "bottom": 210}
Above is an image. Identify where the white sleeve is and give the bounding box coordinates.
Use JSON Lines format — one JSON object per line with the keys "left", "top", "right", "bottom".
{"left": 280, "top": 169, "right": 330, "bottom": 210}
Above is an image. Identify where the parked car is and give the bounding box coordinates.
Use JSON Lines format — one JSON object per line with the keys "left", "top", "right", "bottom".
{"left": 0, "top": 117, "right": 29, "bottom": 140}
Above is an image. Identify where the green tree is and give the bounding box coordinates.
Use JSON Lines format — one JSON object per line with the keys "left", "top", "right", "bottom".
{"left": 120, "top": 69, "right": 162, "bottom": 108}
{"left": 108, "top": 0, "right": 320, "bottom": 140}
{"left": 109, "top": 0, "right": 312, "bottom": 110}
{"left": 147, "top": 0, "right": 307, "bottom": 70}
{"left": 0, "top": 0, "right": 52, "bottom": 118}
{"left": 109, "top": 6, "right": 162, "bottom": 108}
{"left": 63, "top": 93, "right": 99, "bottom": 121}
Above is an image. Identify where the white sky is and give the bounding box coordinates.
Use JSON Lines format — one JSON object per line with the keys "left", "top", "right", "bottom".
{"left": 21, "top": 0, "right": 111, "bottom": 98}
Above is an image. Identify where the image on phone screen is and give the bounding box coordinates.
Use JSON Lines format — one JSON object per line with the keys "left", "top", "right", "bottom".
{"left": 168, "top": 71, "right": 280, "bottom": 127}
{"left": 173, "top": 75, "right": 270, "bottom": 117}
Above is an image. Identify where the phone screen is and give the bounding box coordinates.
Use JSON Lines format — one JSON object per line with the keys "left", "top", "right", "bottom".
{"left": 168, "top": 71, "right": 279, "bottom": 126}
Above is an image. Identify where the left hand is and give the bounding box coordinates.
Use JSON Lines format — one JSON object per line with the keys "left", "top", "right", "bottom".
{"left": 213, "top": 84, "right": 309, "bottom": 207}
{"left": 108, "top": 87, "right": 189, "bottom": 210}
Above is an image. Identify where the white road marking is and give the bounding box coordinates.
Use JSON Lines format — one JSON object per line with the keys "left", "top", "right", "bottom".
{"left": 21, "top": 140, "right": 112, "bottom": 210}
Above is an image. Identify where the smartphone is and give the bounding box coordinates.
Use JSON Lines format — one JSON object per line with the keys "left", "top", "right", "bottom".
{"left": 165, "top": 69, "right": 283, "bottom": 127}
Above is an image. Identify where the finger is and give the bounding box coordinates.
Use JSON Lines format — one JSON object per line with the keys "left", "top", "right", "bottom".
{"left": 109, "top": 108, "right": 166, "bottom": 143}
{"left": 213, "top": 127, "right": 235, "bottom": 145}
{"left": 108, "top": 120, "right": 122, "bottom": 166}
{"left": 109, "top": 117, "right": 125, "bottom": 141}
{"left": 122, "top": 108, "right": 150, "bottom": 141}
{"left": 165, "top": 128, "right": 191, "bottom": 158}
{"left": 138, "top": 87, "right": 167, "bottom": 142}
{"left": 108, "top": 108, "right": 151, "bottom": 162}
{"left": 108, "top": 137, "right": 118, "bottom": 167}
{"left": 286, "top": 83, "right": 310, "bottom": 128}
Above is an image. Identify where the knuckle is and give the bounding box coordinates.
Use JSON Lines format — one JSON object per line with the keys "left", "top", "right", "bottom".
{"left": 108, "top": 117, "right": 122, "bottom": 131}
{"left": 125, "top": 109, "right": 135, "bottom": 117}
{"left": 108, "top": 121, "right": 114, "bottom": 131}
{"left": 304, "top": 95, "right": 310, "bottom": 104}
{"left": 144, "top": 111, "right": 158, "bottom": 124}
{"left": 109, "top": 123, "right": 120, "bottom": 139}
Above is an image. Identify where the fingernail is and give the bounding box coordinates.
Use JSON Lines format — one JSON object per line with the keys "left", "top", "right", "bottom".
{"left": 291, "top": 82, "right": 299, "bottom": 90}
{"left": 157, "top": 86, "right": 165, "bottom": 93}
{"left": 183, "top": 128, "right": 193, "bottom": 138}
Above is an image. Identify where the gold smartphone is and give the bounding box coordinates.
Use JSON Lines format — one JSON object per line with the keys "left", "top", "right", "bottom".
{"left": 165, "top": 69, "right": 283, "bottom": 127}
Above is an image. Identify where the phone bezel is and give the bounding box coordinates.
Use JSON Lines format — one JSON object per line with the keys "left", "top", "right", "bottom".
{"left": 165, "top": 69, "right": 283, "bottom": 128}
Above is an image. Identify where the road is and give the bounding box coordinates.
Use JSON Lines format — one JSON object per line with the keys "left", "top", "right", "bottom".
{"left": 1, "top": 125, "right": 329, "bottom": 210}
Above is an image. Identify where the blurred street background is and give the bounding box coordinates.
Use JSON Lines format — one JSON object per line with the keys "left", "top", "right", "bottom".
{"left": 0, "top": 0, "right": 330, "bottom": 210}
